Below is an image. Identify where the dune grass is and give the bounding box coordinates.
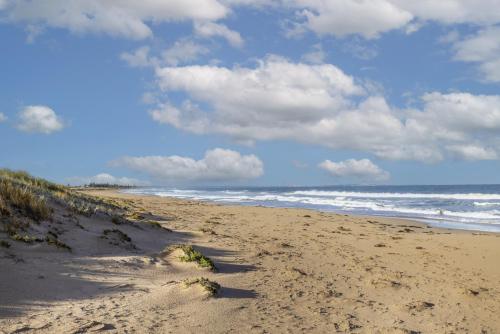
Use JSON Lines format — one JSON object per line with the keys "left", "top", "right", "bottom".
{"left": 0, "top": 178, "right": 51, "bottom": 221}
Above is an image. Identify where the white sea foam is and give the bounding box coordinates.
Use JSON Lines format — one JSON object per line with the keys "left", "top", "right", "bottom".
{"left": 474, "top": 201, "right": 500, "bottom": 207}
{"left": 286, "top": 190, "right": 500, "bottom": 201}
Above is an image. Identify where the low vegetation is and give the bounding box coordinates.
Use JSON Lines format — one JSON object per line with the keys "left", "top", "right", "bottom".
{"left": 146, "top": 221, "right": 162, "bottom": 228}
{"left": 45, "top": 236, "right": 72, "bottom": 251}
{"left": 0, "top": 178, "right": 51, "bottom": 221}
{"left": 10, "top": 233, "right": 44, "bottom": 244}
{"left": 166, "top": 244, "right": 216, "bottom": 271}
{"left": 102, "top": 229, "right": 132, "bottom": 243}
{"left": 0, "top": 168, "right": 134, "bottom": 252}
{"left": 183, "top": 277, "right": 221, "bottom": 297}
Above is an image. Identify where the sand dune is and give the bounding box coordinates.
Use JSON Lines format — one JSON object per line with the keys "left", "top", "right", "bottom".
{"left": 1, "top": 189, "right": 499, "bottom": 333}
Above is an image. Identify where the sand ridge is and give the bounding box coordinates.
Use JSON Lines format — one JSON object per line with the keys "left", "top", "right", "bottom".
{"left": 1, "top": 189, "right": 499, "bottom": 333}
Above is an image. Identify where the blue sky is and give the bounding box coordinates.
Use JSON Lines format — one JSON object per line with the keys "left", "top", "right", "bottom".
{"left": 1, "top": 1, "right": 500, "bottom": 186}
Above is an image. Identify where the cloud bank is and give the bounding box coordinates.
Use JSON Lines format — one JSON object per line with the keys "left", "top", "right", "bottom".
{"left": 112, "top": 148, "right": 264, "bottom": 182}
{"left": 150, "top": 56, "right": 500, "bottom": 162}
{"left": 1, "top": 0, "right": 229, "bottom": 39}
{"left": 319, "top": 159, "right": 390, "bottom": 181}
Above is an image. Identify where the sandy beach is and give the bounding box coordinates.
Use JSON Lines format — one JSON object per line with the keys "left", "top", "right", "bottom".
{"left": 1, "top": 189, "right": 499, "bottom": 333}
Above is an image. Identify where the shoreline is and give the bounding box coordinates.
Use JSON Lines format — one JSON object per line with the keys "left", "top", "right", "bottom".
{"left": 1, "top": 189, "right": 499, "bottom": 333}
{"left": 120, "top": 189, "right": 500, "bottom": 235}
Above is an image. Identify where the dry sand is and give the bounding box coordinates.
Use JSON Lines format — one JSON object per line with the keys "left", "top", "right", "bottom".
{"left": 1, "top": 189, "right": 499, "bottom": 333}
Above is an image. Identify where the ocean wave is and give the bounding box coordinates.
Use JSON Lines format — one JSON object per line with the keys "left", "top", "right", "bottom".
{"left": 474, "top": 201, "right": 500, "bottom": 207}
{"left": 124, "top": 187, "right": 500, "bottom": 230}
{"left": 286, "top": 190, "right": 500, "bottom": 201}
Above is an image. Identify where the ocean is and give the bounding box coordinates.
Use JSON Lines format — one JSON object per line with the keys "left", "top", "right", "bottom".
{"left": 125, "top": 185, "right": 500, "bottom": 232}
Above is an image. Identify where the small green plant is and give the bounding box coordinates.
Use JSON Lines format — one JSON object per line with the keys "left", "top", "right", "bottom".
{"left": 0, "top": 240, "right": 11, "bottom": 248}
{"left": 128, "top": 212, "right": 144, "bottom": 221}
{"left": 183, "top": 277, "right": 221, "bottom": 296}
{"left": 166, "top": 244, "right": 216, "bottom": 271}
{"left": 10, "top": 233, "right": 44, "bottom": 244}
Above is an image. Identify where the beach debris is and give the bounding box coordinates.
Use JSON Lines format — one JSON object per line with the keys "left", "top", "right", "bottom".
{"left": 199, "top": 227, "right": 217, "bottom": 235}
{"left": 407, "top": 301, "right": 435, "bottom": 312}
{"left": 374, "top": 243, "right": 387, "bottom": 248}
{"left": 465, "top": 288, "right": 488, "bottom": 296}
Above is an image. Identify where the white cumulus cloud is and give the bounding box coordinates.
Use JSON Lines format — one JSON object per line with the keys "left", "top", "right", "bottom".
{"left": 290, "top": 0, "right": 413, "bottom": 39}
{"left": 149, "top": 56, "right": 500, "bottom": 162}
{"left": 319, "top": 159, "right": 390, "bottom": 181}
{"left": 111, "top": 148, "right": 264, "bottom": 182}
{"left": 0, "top": 112, "right": 7, "bottom": 122}
{"left": 68, "top": 173, "right": 149, "bottom": 186}
{"left": 17, "top": 105, "right": 64, "bottom": 134}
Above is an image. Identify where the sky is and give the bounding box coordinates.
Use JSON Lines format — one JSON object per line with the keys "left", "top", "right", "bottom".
{"left": 1, "top": 0, "right": 500, "bottom": 186}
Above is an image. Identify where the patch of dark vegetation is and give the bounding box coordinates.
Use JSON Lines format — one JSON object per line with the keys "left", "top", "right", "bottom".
{"left": 45, "top": 236, "right": 72, "bottom": 251}
{"left": 166, "top": 244, "right": 216, "bottom": 271}
{"left": 183, "top": 277, "right": 221, "bottom": 297}
{"left": 0, "top": 240, "right": 11, "bottom": 248}
{"left": 146, "top": 221, "right": 162, "bottom": 228}
{"left": 127, "top": 212, "right": 145, "bottom": 221}
{"left": 111, "top": 215, "right": 124, "bottom": 225}
{"left": 102, "top": 229, "right": 132, "bottom": 243}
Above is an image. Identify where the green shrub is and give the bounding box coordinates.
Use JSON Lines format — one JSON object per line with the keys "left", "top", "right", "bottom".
{"left": 183, "top": 277, "right": 221, "bottom": 296}
{"left": 167, "top": 244, "right": 216, "bottom": 271}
